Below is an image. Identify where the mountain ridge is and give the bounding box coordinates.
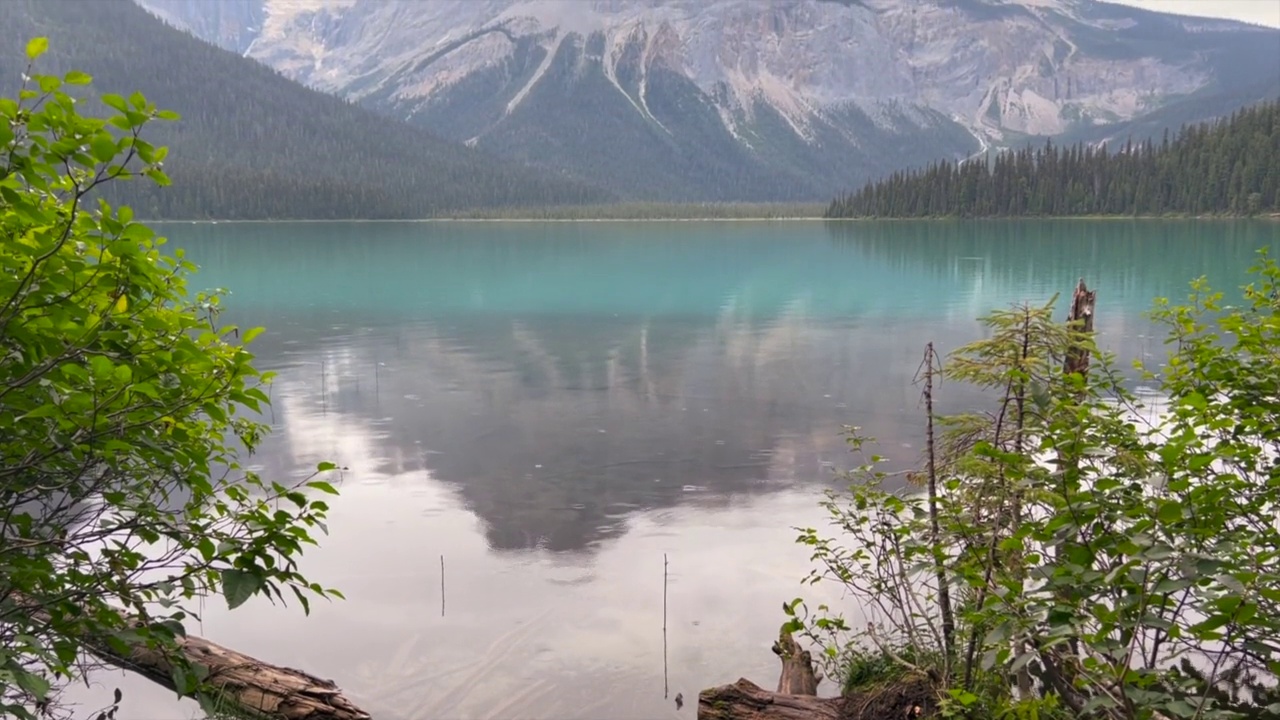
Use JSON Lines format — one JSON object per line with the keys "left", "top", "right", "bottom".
{"left": 0, "top": 0, "right": 612, "bottom": 219}
{"left": 134, "top": 0, "right": 1280, "bottom": 202}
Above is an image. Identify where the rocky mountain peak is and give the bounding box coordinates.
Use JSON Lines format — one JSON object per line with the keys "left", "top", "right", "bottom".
{"left": 135, "top": 0, "right": 1280, "bottom": 201}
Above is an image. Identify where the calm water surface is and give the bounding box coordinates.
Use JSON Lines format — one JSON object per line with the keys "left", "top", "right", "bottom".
{"left": 92, "top": 220, "right": 1280, "bottom": 719}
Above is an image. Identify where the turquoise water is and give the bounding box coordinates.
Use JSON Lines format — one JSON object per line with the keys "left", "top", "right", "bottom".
{"left": 96, "top": 219, "right": 1280, "bottom": 719}
{"left": 177, "top": 219, "right": 1276, "bottom": 318}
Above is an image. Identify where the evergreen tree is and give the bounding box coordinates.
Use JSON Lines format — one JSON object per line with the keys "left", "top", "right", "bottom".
{"left": 826, "top": 101, "right": 1280, "bottom": 219}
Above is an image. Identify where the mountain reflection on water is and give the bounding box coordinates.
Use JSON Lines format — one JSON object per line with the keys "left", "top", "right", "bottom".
{"left": 182, "top": 219, "right": 1279, "bottom": 555}
{"left": 68, "top": 219, "right": 1280, "bottom": 720}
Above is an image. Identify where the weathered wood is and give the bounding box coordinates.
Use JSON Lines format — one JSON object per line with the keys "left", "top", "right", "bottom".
{"left": 1064, "top": 277, "right": 1096, "bottom": 377}
{"left": 698, "top": 676, "right": 935, "bottom": 720}
{"left": 12, "top": 593, "right": 369, "bottom": 720}
{"left": 1054, "top": 277, "right": 1097, "bottom": 700}
{"left": 97, "top": 629, "right": 371, "bottom": 720}
{"left": 697, "top": 679, "right": 842, "bottom": 720}
{"left": 772, "top": 629, "right": 821, "bottom": 695}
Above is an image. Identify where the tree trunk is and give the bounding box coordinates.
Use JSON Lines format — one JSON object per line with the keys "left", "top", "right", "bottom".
{"left": 772, "top": 630, "right": 821, "bottom": 695}
{"left": 1064, "top": 277, "right": 1096, "bottom": 377}
{"left": 1055, "top": 277, "right": 1096, "bottom": 691}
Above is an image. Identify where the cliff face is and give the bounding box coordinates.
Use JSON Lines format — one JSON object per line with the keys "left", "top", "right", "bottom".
{"left": 135, "top": 0, "right": 1280, "bottom": 201}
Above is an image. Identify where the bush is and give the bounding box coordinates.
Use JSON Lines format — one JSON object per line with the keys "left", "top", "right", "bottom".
{"left": 788, "top": 256, "right": 1280, "bottom": 719}
{"left": 0, "top": 40, "right": 342, "bottom": 718}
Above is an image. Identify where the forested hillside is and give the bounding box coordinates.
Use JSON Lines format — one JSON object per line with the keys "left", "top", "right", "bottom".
{"left": 826, "top": 101, "right": 1280, "bottom": 218}
{"left": 0, "top": 0, "right": 611, "bottom": 219}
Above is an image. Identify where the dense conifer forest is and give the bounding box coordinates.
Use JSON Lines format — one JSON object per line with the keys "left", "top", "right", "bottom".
{"left": 0, "top": 0, "right": 611, "bottom": 220}
{"left": 826, "top": 100, "right": 1280, "bottom": 219}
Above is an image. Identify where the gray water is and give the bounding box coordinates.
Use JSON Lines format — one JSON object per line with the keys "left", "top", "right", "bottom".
{"left": 87, "top": 219, "right": 1280, "bottom": 720}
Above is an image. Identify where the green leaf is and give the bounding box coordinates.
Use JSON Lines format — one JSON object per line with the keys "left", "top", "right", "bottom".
{"left": 25, "top": 37, "right": 48, "bottom": 60}
{"left": 1010, "top": 650, "right": 1037, "bottom": 673}
{"left": 20, "top": 404, "right": 59, "bottom": 420}
{"left": 121, "top": 223, "right": 154, "bottom": 242}
{"left": 242, "top": 326, "right": 266, "bottom": 344}
{"left": 316, "top": 461, "right": 337, "bottom": 472}
{"left": 1156, "top": 501, "right": 1182, "bottom": 524}
{"left": 306, "top": 481, "right": 339, "bottom": 496}
{"left": 64, "top": 70, "right": 92, "bottom": 85}
{"left": 101, "top": 93, "right": 128, "bottom": 113}
{"left": 172, "top": 665, "right": 190, "bottom": 695}
{"left": 220, "top": 568, "right": 264, "bottom": 610}
{"left": 90, "top": 136, "right": 118, "bottom": 163}
{"left": 196, "top": 692, "right": 220, "bottom": 717}
{"left": 156, "top": 619, "right": 186, "bottom": 638}
{"left": 14, "top": 668, "right": 51, "bottom": 700}
{"left": 197, "top": 537, "right": 215, "bottom": 561}
{"left": 89, "top": 355, "right": 114, "bottom": 378}
{"left": 1189, "top": 614, "right": 1232, "bottom": 637}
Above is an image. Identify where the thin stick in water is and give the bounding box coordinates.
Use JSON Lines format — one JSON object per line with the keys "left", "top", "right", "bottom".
{"left": 320, "top": 360, "right": 327, "bottom": 415}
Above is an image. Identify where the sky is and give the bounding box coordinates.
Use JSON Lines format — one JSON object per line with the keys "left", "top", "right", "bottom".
{"left": 1104, "top": 0, "right": 1280, "bottom": 27}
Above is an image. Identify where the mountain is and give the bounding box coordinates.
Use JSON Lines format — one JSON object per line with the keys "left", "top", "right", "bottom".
{"left": 0, "top": 0, "right": 611, "bottom": 220}
{"left": 135, "top": 0, "right": 1280, "bottom": 203}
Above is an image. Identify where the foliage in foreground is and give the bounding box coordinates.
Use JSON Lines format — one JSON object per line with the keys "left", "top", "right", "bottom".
{"left": 786, "top": 253, "right": 1280, "bottom": 719}
{"left": 0, "top": 41, "right": 341, "bottom": 718}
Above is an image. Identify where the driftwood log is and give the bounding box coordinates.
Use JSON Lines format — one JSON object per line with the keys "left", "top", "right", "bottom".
{"left": 698, "top": 678, "right": 843, "bottom": 720}
{"left": 699, "top": 631, "right": 934, "bottom": 720}
{"left": 94, "top": 627, "right": 371, "bottom": 720}
{"left": 12, "top": 593, "right": 369, "bottom": 720}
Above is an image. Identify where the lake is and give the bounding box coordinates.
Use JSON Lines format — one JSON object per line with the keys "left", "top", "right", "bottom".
{"left": 86, "top": 219, "right": 1280, "bottom": 720}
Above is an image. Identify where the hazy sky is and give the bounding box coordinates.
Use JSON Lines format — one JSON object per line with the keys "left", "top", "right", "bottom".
{"left": 1105, "top": 0, "right": 1280, "bottom": 27}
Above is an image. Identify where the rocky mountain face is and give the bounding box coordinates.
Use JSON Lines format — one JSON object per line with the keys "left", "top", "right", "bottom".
{"left": 136, "top": 0, "right": 1280, "bottom": 201}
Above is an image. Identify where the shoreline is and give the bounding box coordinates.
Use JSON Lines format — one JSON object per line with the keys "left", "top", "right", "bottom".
{"left": 143, "top": 214, "right": 1280, "bottom": 224}
{"left": 145, "top": 216, "right": 830, "bottom": 224}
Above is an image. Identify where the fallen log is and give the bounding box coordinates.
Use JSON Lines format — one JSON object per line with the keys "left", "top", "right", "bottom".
{"left": 698, "top": 676, "right": 934, "bottom": 720}
{"left": 94, "top": 626, "right": 372, "bottom": 720}
{"left": 698, "top": 678, "right": 842, "bottom": 720}
{"left": 10, "top": 593, "right": 369, "bottom": 720}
